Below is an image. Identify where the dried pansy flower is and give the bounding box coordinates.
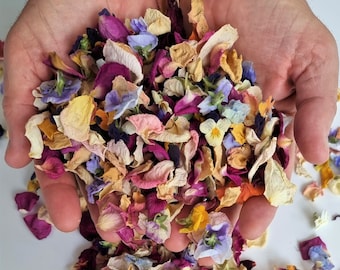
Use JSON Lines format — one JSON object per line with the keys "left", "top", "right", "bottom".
{"left": 199, "top": 118, "right": 231, "bottom": 147}
{"left": 194, "top": 221, "right": 233, "bottom": 264}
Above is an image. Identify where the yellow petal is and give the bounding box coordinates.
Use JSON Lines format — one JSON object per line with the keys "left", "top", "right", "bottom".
{"left": 263, "top": 158, "right": 296, "bottom": 206}
{"left": 220, "top": 49, "right": 243, "bottom": 83}
{"left": 144, "top": 8, "right": 171, "bottom": 36}
{"left": 170, "top": 42, "right": 197, "bottom": 67}
{"left": 315, "top": 160, "right": 335, "bottom": 188}
{"left": 60, "top": 95, "right": 95, "bottom": 142}
{"left": 187, "top": 0, "right": 209, "bottom": 39}
{"left": 231, "top": 123, "right": 246, "bottom": 145}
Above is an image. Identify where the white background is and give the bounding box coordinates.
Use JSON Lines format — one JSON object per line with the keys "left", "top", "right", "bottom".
{"left": 1, "top": 1, "right": 340, "bottom": 269}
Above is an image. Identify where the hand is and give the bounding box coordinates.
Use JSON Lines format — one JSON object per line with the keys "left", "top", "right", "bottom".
{"left": 195, "top": 0, "right": 338, "bottom": 241}
{"left": 3, "top": 0, "right": 161, "bottom": 236}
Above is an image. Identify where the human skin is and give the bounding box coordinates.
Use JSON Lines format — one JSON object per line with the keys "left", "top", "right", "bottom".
{"left": 2, "top": 0, "right": 338, "bottom": 252}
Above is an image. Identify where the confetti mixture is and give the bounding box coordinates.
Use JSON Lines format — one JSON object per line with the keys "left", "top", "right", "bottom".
{"left": 3, "top": 0, "right": 340, "bottom": 269}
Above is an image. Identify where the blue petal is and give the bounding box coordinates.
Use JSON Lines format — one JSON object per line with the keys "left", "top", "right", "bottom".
{"left": 127, "top": 32, "right": 158, "bottom": 52}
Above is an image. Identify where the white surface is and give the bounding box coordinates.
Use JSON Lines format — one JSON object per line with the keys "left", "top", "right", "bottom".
{"left": 0, "top": 1, "right": 340, "bottom": 270}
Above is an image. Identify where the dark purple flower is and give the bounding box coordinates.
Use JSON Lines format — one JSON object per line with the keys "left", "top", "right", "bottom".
{"left": 15, "top": 192, "right": 40, "bottom": 213}
{"left": 23, "top": 213, "right": 52, "bottom": 240}
{"left": 98, "top": 9, "right": 130, "bottom": 42}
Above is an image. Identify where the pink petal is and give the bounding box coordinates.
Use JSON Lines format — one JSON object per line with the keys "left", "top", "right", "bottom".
{"left": 130, "top": 160, "right": 174, "bottom": 189}
{"left": 127, "top": 114, "right": 165, "bottom": 137}
{"left": 36, "top": 156, "right": 65, "bottom": 179}
{"left": 23, "top": 213, "right": 52, "bottom": 240}
{"left": 14, "top": 192, "right": 40, "bottom": 213}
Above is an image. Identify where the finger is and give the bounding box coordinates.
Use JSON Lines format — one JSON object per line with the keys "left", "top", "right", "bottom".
{"left": 238, "top": 195, "right": 277, "bottom": 240}
{"left": 292, "top": 26, "right": 339, "bottom": 164}
{"left": 34, "top": 167, "right": 81, "bottom": 232}
{"left": 75, "top": 177, "right": 121, "bottom": 243}
{"left": 3, "top": 35, "right": 50, "bottom": 168}
{"left": 164, "top": 205, "right": 191, "bottom": 252}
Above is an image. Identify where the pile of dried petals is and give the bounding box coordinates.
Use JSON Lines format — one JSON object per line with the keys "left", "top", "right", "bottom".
{"left": 24, "top": 0, "right": 296, "bottom": 268}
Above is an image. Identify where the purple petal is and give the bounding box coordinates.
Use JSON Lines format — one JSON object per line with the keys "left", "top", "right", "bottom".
{"left": 40, "top": 78, "right": 81, "bottom": 104}
{"left": 98, "top": 10, "right": 130, "bottom": 42}
{"left": 174, "top": 92, "right": 203, "bottom": 116}
{"left": 92, "top": 62, "right": 131, "bottom": 100}
{"left": 86, "top": 178, "right": 107, "bottom": 204}
{"left": 15, "top": 192, "right": 40, "bottom": 212}
{"left": 23, "top": 213, "right": 52, "bottom": 240}
{"left": 130, "top": 18, "right": 148, "bottom": 33}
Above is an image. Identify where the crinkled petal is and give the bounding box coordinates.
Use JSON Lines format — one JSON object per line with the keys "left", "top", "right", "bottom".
{"left": 25, "top": 111, "right": 50, "bottom": 159}
{"left": 103, "top": 39, "right": 143, "bottom": 83}
{"left": 60, "top": 95, "right": 95, "bottom": 142}
{"left": 263, "top": 158, "right": 296, "bottom": 206}
{"left": 23, "top": 213, "right": 52, "bottom": 240}
{"left": 144, "top": 8, "right": 171, "bottom": 36}
{"left": 15, "top": 192, "right": 40, "bottom": 213}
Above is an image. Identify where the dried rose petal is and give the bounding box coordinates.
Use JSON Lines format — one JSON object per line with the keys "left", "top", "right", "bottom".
{"left": 15, "top": 192, "right": 40, "bottom": 213}
{"left": 23, "top": 213, "right": 52, "bottom": 240}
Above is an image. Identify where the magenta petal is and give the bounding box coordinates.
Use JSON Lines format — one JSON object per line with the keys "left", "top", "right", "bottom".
{"left": 23, "top": 213, "right": 52, "bottom": 240}
{"left": 39, "top": 157, "right": 65, "bottom": 179}
{"left": 174, "top": 92, "right": 203, "bottom": 116}
{"left": 299, "top": 236, "right": 327, "bottom": 260}
{"left": 143, "top": 143, "right": 170, "bottom": 161}
{"left": 92, "top": 62, "right": 131, "bottom": 99}
{"left": 15, "top": 192, "right": 40, "bottom": 212}
{"left": 98, "top": 12, "right": 130, "bottom": 42}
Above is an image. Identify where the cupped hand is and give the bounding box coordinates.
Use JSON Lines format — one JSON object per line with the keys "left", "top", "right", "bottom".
{"left": 3, "top": 0, "right": 338, "bottom": 256}
{"left": 195, "top": 0, "right": 338, "bottom": 241}
{"left": 3, "top": 0, "right": 161, "bottom": 234}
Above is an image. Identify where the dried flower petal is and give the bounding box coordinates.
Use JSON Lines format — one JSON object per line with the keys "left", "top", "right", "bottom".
{"left": 23, "top": 213, "right": 52, "bottom": 240}
{"left": 59, "top": 95, "right": 95, "bottom": 142}
{"left": 263, "top": 158, "right": 297, "bottom": 206}
{"left": 15, "top": 192, "right": 40, "bottom": 213}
